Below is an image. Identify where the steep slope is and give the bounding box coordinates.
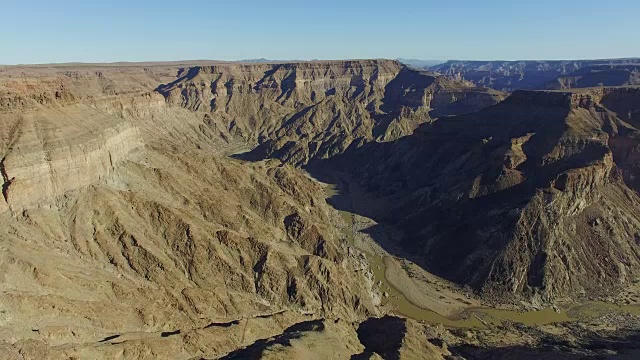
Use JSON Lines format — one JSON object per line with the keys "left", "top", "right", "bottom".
{"left": 315, "top": 87, "right": 640, "bottom": 302}
{"left": 431, "top": 59, "right": 640, "bottom": 92}
{"left": 156, "top": 60, "right": 504, "bottom": 165}
{"left": 0, "top": 63, "right": 385, "bottom": 359}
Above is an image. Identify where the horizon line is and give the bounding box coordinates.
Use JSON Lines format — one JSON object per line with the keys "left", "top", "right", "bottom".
{"left": 1, "top": 56, "right": 640, "bottom": 67}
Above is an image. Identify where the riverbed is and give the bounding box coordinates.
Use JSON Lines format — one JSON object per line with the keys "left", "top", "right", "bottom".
{"left": 320, "top": 176, "right": 640, "bottom": 329}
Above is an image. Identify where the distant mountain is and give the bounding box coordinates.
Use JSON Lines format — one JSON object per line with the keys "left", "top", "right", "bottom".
{"left": 235, "top": 58, "right": 325, "bottom": 64}
{"left": 235, "top": 58, "right": 278, "bottom": 63}
{"left": 397, "top": 58, "right": 446, "bottom": 68}
{"left": 430, "top": 58, "right": 640, "bottom": 91}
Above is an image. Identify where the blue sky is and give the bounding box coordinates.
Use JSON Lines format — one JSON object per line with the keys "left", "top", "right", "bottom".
{"left": 1, "top": 0, "right": 638, "bottom": 64}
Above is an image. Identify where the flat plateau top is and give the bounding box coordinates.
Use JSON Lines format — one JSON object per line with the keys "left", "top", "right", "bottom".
{"left": 0, "top": 59, "right": 394, "bottom": 69}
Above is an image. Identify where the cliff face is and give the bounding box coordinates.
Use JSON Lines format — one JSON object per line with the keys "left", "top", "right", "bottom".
{"left": 430, "top": 59, "right": 640, "bottom": 92}
{"left": 156, "top": 60, "right": 504, "bottom": 165}
{"left": 0, "top": 66, "right": 167, "bottom": 212}
{"left": 320, "top": 88, "right": 640, "bottom": 302}
{"left": 0, "top": 108, "right": 143, "bottom": 212}
{"left": 549, "top": 64, "right": 640, "bottom": 90}
{"left": 0, "top": 61, "right": 504, "bottom": 212}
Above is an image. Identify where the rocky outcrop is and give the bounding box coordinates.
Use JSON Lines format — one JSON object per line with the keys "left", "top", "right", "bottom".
{"left": 0, "top": 109, "right": 143, "bottom": 212}
{"left": 353, "top": 315, "right": 449, "bottom": 359}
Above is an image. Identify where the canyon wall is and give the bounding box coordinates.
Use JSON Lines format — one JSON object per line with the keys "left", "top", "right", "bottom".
{"left": 156, "top": 60, "right": 504, "bottom": 165}
{"left": 319, "top": 88, "right": 640, "bottom": 302}
{"left": 2, "top": 60, "right": 494, "bottom": 358}
{"left": 430, "top": 59, "right": 640, "bottom": 91}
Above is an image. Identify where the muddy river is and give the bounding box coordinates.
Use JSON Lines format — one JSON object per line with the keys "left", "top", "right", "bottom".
{"left": 322, "top": 181, "right": 640, "bottom": 329}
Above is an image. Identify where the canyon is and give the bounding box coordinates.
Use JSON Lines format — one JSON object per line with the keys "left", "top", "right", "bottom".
{"left": 0, "top": 59, "right": 639, "bottom": 359}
